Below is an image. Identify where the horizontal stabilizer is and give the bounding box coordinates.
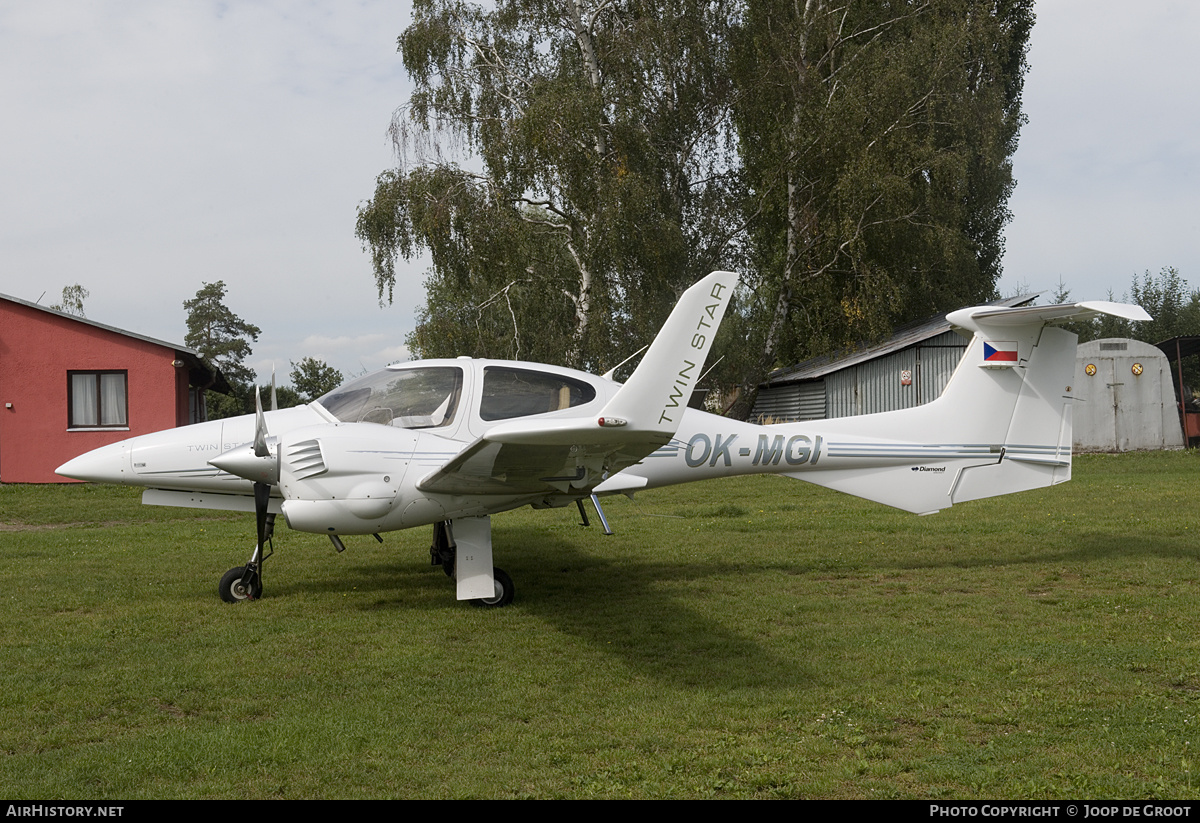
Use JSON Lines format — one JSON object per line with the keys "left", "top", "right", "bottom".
{"left": 947, "top": 300, "right": 1150, "bottom": 333}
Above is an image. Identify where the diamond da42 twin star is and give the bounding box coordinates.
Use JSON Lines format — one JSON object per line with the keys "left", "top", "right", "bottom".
{"left": 56, "top": 271, "right": 1148, "bottom": 607}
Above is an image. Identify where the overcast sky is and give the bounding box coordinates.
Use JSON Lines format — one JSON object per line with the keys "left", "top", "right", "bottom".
{"left": 2, "top": 1, "right": 1197, "bottom": 385}
{"left": 1002, "top": 0, "right": 1200, "bottom": 302}
{"left": 0, "top": 0, "right": 421, "bottom": 383}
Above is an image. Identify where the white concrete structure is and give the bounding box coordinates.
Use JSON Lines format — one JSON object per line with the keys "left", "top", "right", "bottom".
{"left": 1073, "top": 339, "right": 1183, "bottom": 451}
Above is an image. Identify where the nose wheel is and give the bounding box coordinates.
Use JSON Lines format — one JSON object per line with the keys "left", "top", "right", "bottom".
{"left": 214, "top": 396, "right": 278, "bottom": 604}
{"left": 219, "top": 565, "right": 263, "bottom": 602}
{"left": 218, "top": 510, "right": 274, "bottom": 603}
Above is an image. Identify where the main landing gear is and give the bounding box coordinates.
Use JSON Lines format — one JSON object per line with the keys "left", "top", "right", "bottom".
{"left": 472, "top": 567, "right": 514, "bottom": 608}
{"left": 430, "top": 519, "right": 515, "bottom": 608}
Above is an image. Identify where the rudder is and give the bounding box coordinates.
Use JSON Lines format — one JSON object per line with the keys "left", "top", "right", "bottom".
{"left": 948, "top": 325, "right": 1077, "bottom": 505}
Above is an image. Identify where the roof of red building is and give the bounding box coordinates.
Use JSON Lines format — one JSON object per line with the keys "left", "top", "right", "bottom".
{"left": 0, "top": 291, "right": 230, "bottom": 393}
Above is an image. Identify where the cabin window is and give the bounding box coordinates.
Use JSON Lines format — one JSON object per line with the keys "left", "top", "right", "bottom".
{"left": 68, "top": 371, "right": 128, "bottom": 428}
{"left": 479, "top": 367, "right": 596, "bottom": 421}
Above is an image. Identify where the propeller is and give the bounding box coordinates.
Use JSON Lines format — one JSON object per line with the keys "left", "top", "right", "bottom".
{"left": 210, "top": 385, "right": 280, "bottom": 484}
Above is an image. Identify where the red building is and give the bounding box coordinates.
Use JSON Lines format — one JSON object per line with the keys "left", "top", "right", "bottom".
{"left": 0, "top": 293, "right": 225, "bottom": 483}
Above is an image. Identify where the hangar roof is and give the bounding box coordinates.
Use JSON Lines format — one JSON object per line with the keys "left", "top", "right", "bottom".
{"left": 1155, "top": 336, "right": 1200, "bottom": 363}
{"left": 762, "top": 294, "right": 1036, "bottom": 387}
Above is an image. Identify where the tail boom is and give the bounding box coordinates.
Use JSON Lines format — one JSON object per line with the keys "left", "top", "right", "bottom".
{"left": 604, "top": 301, "right": 1142, "bottom": 514}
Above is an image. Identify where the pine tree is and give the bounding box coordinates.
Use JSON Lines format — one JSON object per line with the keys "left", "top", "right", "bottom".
{"left": 183, "top": 281, "right": 262, "bottom": 419}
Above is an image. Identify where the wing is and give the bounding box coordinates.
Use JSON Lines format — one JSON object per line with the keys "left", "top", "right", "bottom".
{"left": 415, "top": 424, "right": 670, "bottom": 496}
{"left": 417, "top": 270, "right": 739, "bottom": 496}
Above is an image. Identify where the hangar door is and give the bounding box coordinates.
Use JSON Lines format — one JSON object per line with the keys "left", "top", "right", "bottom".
{"left": 1074, "top": 339, "right": 1183, "bottom": 451}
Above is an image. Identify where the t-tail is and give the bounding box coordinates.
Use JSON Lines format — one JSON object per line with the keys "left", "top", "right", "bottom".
{"left": 605, "top": 300, "right": 1150, "bottom": 514}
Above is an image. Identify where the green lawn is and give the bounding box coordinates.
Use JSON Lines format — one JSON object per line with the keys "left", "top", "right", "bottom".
{"left": 2, "top": 451, "right": 1199, "bottom": 798}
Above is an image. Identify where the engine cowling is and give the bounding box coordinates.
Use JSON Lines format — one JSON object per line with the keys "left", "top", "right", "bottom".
{"left": 277, "top": 423, "right": 417, "bottom": 535}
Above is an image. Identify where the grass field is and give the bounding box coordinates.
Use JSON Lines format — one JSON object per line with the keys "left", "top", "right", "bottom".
{"left": 2, "top": 451, "right": 1200, "bottom": 799}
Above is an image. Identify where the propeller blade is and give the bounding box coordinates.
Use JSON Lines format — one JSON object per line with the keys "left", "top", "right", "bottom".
{"left": 253, "top": 385, "right": 269, "bottom": 458}
{"left": 270, "top": 365, "right": 278, "bottom": 412}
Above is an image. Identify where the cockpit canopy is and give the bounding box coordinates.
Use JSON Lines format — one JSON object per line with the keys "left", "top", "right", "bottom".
{"left": 316, "top": 363, "right": 599, "bottom": 429}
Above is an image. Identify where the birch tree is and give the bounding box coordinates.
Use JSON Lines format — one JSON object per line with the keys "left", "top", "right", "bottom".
{"left": 357, "top": 0, "right": 744, "bottom": 370}
{"left": 50, "top": 284, "right": 89, "bottom": 317}
{"left": 359, "top": 0, "right": 1033, "bottom": 406}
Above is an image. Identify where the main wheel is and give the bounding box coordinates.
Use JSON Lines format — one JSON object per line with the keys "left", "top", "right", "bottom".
{"left": 470, "top": 567, "right": 514, "bottom": 608}
{"left": 219, "top": 566, "right": 263, "bottom": 603}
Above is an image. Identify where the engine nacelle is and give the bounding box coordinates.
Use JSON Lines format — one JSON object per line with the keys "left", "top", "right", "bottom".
{"left": 276, "top": 423, "right": 421, "bottom": 534}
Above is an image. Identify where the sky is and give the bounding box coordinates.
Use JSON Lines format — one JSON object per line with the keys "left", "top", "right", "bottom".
{"left": 2, "top": 1, "right": 1198, "bottom": 386}
{"left": 1001, "top": 0, "right": 1200, "bottom": 302}
{"left": 0, "top": 1, "right": 422, "bottom": 383}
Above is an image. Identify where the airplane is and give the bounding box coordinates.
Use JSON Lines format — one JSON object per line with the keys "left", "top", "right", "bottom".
{"left": 56, "top": 271, "right": 1149, "bottom": 607}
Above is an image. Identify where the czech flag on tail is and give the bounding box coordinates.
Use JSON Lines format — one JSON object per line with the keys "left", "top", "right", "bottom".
{"left": 981, "top": 341, "right": 1018, "bottom": 368}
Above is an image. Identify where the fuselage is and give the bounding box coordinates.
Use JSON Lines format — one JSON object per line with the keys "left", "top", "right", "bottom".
{"left": 56, "top": 356, "right": 847, "bottom": 500}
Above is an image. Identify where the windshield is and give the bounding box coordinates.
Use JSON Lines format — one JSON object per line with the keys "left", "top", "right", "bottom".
{"left": 317, "top": 366, "right": 463, "bottom": 428}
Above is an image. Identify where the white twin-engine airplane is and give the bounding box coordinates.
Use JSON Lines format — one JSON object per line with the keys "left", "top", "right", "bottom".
{"left": 57, "top": 271, "right": 1149, "bottom": 607}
